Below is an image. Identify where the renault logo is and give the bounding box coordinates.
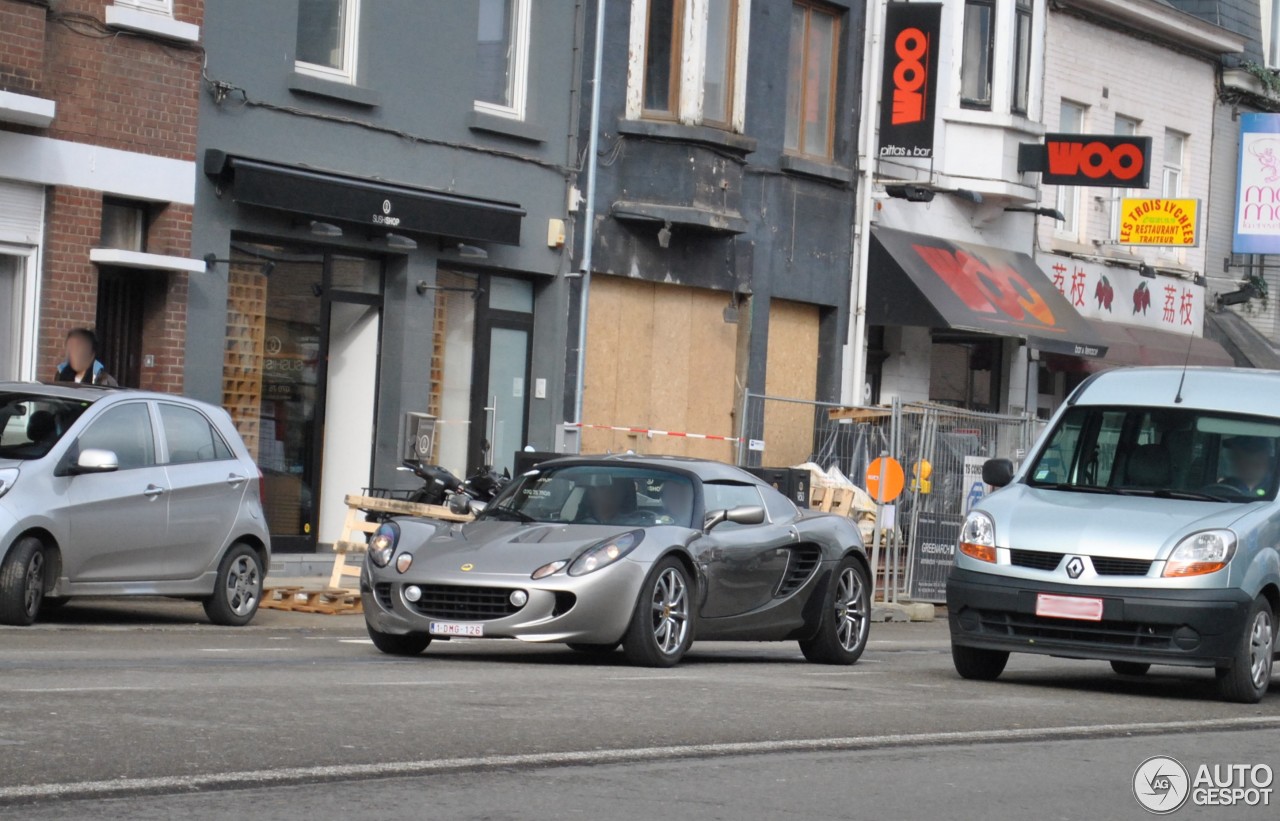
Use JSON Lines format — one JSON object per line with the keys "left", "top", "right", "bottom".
{"left": 460, "top": 563, "right": 474, "bottom": 572}
{"left": 1066, "top": 557, "right": 1085, "bottom": 579}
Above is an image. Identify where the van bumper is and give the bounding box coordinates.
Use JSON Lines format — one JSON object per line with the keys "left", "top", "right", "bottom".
{"left": 947, "top": 568, "right": 1252, "bottom": 668}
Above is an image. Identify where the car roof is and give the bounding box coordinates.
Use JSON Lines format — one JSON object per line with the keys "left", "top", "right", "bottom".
{"left": 524, "top": 453, "right": 766, "bottom": 484}
{"left": 1073, "top": 367, "right": 1280, "bottom": 418}
{"left": 0, "top": 382, "right": 216, "bottom": 410}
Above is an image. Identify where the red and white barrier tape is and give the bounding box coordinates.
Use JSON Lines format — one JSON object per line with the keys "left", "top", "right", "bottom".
{"left": 566, "top": 422, "right": 741, "bottom": 443}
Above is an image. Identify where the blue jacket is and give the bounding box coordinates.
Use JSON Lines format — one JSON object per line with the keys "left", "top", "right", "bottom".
{"left": 54, "top": 359, "right": 118, "bottom": 387}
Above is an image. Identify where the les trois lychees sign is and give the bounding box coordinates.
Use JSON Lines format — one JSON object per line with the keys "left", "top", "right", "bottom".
{"left": 1019, "top": 134, "right": 1154, "bottom": 188}
{"left": 878, "top": 3, "right": 941, "bottom": 161}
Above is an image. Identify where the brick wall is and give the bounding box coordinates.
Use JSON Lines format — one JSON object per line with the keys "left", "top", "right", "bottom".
{"left": 1, "top": 0, "right": 204, "bottom": 392}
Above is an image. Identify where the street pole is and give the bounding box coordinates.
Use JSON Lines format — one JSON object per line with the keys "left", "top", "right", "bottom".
{"left": 845, "top": 0, "right": 887, "bottom": 406}
{"left": 569, "top": 0, "right": 607, "bottom": 451}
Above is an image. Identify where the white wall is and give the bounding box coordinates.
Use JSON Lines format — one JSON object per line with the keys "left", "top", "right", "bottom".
{"left": 318, "top": 304, "right": 380, "bottom": 545}
{"left": 878, "top": 325, "right": 932, "bottom": 404}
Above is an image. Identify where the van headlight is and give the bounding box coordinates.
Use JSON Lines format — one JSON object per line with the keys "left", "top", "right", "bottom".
{"left": 0, "top": 468, "right": 17, "bottom": 499}
{"left": 958, "top": 511, "right": 997, "bottom": 563}
{"left": 368, "top": 522, "right": 399, "bottom": 568}
{"left": 1163, "top": 530, "right": 1235, "bottom": 577}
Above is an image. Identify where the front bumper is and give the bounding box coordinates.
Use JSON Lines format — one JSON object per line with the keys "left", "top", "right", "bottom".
{"left": 361, "top": 560, "right": 647, "bottom": 644}
{"left": 947, "top": 568, "right": 1252, "bottom": 668}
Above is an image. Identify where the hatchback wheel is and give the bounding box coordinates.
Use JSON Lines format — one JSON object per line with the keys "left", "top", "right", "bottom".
{"left": 1216, "top": 596, "right": 1275, "bottom": 704}
{"left": 203, "top": 543, "right": 263, "bottom": 626}
{"left": 622, "top": 557, "right": 693, "bottom": 667}
{"left": 800, "top": 557, "right": 870, "bottom": 665}
{"left": 0, "top": 537, "right": 47, "bottom": 626}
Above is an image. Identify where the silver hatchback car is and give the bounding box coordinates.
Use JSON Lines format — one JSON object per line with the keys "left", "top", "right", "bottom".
{"left": 0, "top": 382, "right": 270, "bottom": 626}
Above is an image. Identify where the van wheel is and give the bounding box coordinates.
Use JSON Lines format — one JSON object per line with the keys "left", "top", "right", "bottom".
{"left": 0, "top": 537, "right": 46, "bottom": 626}
{"left": 203, "top": 544, "right": 263, "bottom": 626}
{"left": 1216, "top": 596, "right": 1275, "bottom": 704}
{"left": 952, "top": 643, "right": 1009, "bottom": 681}
{"left": 1110, "top": 661, "right": 1150, "bottom": 676}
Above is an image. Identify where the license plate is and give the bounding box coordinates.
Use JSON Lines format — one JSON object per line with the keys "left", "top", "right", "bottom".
{"left": 1035, "top": 593, "right": 1104, "bottom": 621}
{"left": 429, "top": 622, "right": 484, "bottom": 637}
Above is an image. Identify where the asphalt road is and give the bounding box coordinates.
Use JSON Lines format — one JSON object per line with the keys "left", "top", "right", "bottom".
{"left": 2, "top": 597, "right": 1277, "bottom": 818}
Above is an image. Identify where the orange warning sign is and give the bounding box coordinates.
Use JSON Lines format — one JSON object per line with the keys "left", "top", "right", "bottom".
{"left": 865, "top": 457, "right": 906, "bottom": 503}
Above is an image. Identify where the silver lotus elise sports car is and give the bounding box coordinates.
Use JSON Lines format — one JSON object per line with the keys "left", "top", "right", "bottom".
{"left": 361, "top": 455, "right": 871, "bottom": 667}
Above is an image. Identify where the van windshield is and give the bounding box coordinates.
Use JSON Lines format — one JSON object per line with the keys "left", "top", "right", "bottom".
{"left": 1028, "top": 405, "right": 1280, "bottom": 502}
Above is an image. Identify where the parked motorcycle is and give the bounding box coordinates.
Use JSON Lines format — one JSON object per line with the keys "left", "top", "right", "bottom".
{"left": 365, "top": 461, "right": 511, "bottom": 523}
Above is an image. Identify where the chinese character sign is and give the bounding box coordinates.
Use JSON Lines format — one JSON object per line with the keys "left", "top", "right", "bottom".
{"left": 1041, "top": 253, "right": 1203, "bottom": 336}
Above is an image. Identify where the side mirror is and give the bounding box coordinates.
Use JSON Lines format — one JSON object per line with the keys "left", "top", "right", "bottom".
{"left": 447, "top": 494, "right": 472, "bottom": 516}
{"left": 74, "top": 448, "right": 119, "bottom": 474}
{"left": 704, "top": 505, "right": 766, "bottom": 531}
{"left": 982, "top": 458, "right": 1015, "bottom": 488}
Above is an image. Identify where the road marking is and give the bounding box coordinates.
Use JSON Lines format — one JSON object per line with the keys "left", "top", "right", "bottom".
{"left": 4, "top": 715, "right": 1279, "bottom": 805}
{"left": 13, "top": 686, "right": 160, "bottom": 694}
{"left": 339, "top": 639, "right": 375, "bottom": 645}
{"left": 605, "top": 675, "right": 688, "bottom": 681}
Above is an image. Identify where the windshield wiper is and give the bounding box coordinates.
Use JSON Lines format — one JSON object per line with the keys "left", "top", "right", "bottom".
{"left": 1151, "top": 489, "right": 1232, "bottom": 503}
{"left": 1033, "top": 482, "right": 1115, "bottom": 495}
{"left": 481, "top": 505, "right": 535, "bottom": 523}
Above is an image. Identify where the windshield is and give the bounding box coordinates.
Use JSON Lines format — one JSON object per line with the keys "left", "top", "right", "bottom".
{"left": 481, "top": 465, "right": 697, "bottom": 528}
{"left": 0, "top": 392, "right": 93, "bottom": 461}
{"left": 1028, "top": 405, "right": 1280, "bottom": 502}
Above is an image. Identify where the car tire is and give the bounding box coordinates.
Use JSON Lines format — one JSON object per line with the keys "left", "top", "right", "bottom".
{"left": 799, "top": 557, "right": 871, "bottom": 665}
{"left": 367, "top": 625, "right": 432, "bottom": 656}
{"left": 567, "top": 642, "right": 620, "bottom": 656}
{"left": 1215, "top": 595, "right": 1275, "bottom": 704}
{"left": 621, "top": 556, "right": 694, "bottom": 668}
{"left": 1110, "top": 661, "right": 1150, "bottom": 676}
{"left": 952, "top": 643, "right": 1009, "bottom": 681}
{"left": 202, "top": 543, "right": 263, "bottom": 627}
{"left": 0, "top": 536, "right": 47, "bottom": 626}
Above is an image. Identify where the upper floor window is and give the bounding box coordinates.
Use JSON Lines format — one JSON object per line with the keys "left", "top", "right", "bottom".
{"left": 1011, "top": 0, "right": 1033, "bottom": 114}
{"left": 475, "top": 0, "right": 531, "bottom": 119}
{"left": 296, "top": 0, "right": 360, "bottom": 84}
{"left": 1055, "top": 100, "right": 1086, "bottom": 239}
{"left": 1163, "top": 130, "right": 1186, "bottom": 198}
{"left": 632, "top": 0, "right": 747, "bottom": 130}
{"left": 101, "top": 199, "right": 149, "bottom": 252}
{"left": 960, "top": 0, "right": 994, "bottom": 109}
{"left": 785, "top": 2, "right": 840, "bottom": 160}
{"left": 1110, "top": 115, "right": 1140, "bottom": 239}
{"left": 1267, "top": 0, "right": 1280, "bottom": 68}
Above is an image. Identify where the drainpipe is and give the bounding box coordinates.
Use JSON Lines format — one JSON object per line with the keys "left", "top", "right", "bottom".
{"left": 569, "top": 0, "right": 607, "bottom": 450}
{"left": 846, "top": 0, "right": 886, "bottom": 406}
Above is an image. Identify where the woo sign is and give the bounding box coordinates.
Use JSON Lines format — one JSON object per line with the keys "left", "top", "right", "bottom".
{"left": 1035, "top": 134, "right": 1153, "bottom": 188}
{"left": 878, "top": 3, "right": 941, "bottom": 161}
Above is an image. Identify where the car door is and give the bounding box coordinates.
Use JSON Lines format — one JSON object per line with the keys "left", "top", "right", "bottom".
{"left": 63, "top": 401, "right": 171, "bottom": 582}
{"left": 696, "top": 481, "right": 795, "bottom": 618}
{"left": 157, "top": 402, "right": 248, "bottom": 580}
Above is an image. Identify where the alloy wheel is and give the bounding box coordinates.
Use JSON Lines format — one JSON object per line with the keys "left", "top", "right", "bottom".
{"left": 650, "top": 567, "right": 689, "bottom": 655}
{"left": 225, "top": 555, "right": 261, "bottom": 617}
{"left": 1249, "top": 608, "right": 1274, "bottom": 690}
{"left": 23, "top": 551, "right": 44, "bottom": 619}
{"left": 834, "top": 567, "right": 868, "bottom": 652}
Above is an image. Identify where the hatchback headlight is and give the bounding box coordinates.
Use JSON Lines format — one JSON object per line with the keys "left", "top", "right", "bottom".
{"left": 0, "top": 468, "right": 17, "bottom": 499}
{"left": 958, "top": 511, "right": 997, "bottom": 563}
{"left": 368, "top": 522, "right": 399, "bottom": 568}
{"left": 1163, "top": 530, "right": 1235, "bottom": 577}
{"left": 568, "top": 531, "right": 643, "bottom": 576}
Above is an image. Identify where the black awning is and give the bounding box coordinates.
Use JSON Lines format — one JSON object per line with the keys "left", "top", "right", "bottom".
{"left": 204, "top": 151, "right": 524, "bottom": 246}
{"left": 868, "top": 226, "right": 1104, "bottom": 357}
{"left": 1044, "top": 320, "right": 1235, "bottom": 372}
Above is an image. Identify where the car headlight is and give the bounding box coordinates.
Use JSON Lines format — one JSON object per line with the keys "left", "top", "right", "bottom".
{"left": 1163, "top": 530, "right": 1235, "bottom": 577}
{"left": 368, "top": 522, "right": 399, "bottom": 568}
{"left": 568, "top": 531, "right": 644, "bottom": 576}
{"left": 958, "top": 511, "right": 997, "bottom": 563}
{"left": 531, "top": 560, "right": 567, "bottom": 580}
{"left": 0, "top": 468, "right": 17, "bottom": 499}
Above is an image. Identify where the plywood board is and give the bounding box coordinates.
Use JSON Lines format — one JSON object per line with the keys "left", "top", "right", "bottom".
{"left": 763, "top": 300, "right": 820, "bottom": 466}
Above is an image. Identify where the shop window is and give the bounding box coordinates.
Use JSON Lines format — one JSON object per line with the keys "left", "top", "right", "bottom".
{"left": 960, "top": 0, "right": 994, "bottom": 109}
{"left": 101, "top": 199, "right": 148, "bottom": 252}
{"left": 635, "top": 0, "right": 746, "bottom": 130}
{"left": 475, "top": 0, "right": 531, "bottom": 120}
{"left": 785, "top": 2, "right": 840, "bottom": 160}
{"left": 1054, "top": 101, "right": 1086, "bottom": 240}
{"left": 1011, "top": 0, "right": 1033, "bottom": 115}
{"left": 296, "top": 0, "right": 360, "bottom": 84}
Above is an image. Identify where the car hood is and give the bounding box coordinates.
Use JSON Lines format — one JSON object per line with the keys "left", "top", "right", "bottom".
{"left": 979, "top": 484, "right": 1253, "bottom": 560}
{"left": 400, "top": 520, "right": 656, "bottom": 577}
{"left": 0, "top": 459, "right": 22, "bottom": 470}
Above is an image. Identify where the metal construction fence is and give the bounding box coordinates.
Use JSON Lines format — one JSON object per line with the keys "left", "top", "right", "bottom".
{"left": 737, "top": 393, "right": 1045, "bottom": 603}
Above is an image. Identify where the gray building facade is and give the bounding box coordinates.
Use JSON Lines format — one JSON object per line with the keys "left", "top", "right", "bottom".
{"left": 190, "top": 0, "right": 581, "bottom": 551}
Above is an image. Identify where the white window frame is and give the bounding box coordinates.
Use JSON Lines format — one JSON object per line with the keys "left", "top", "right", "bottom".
{"left": 295, "top": 0, "right": 361, "bottom": 85}
{"left": 625, "top": 0, "right": 751, "bottom": 132}
{"left": 1265, "top": 0, "right": 1280, "bottom": 69}
{"left": 1054, "top": 100, "right": 1086, "bottom": 241}
{"left": 474, "top": 0, "right": 532, "bottom": 121}
{"left": 1162, "top": 130, "right": 1186, "bottom": 198}
{"left": 113, "top": 0, "right": 173, "bottom": 15}
{"left": 0, "top": 243, "right": 41, "bottom": 382}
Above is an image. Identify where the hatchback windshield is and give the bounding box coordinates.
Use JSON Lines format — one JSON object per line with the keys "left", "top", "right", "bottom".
{"left": 482, "top": 466, "right": 697, "bottom": 527}
{"left": 0, "top": 393, "right": 93, "bottom": 460}
{"left": 1029, "top": 405, "right": 1280, "bottom": 502}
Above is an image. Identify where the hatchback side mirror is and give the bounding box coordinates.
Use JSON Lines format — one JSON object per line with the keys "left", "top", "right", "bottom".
{"left": 705, "top": 505, "right": 766, "bottom": 531}
{"left": 74, "top": 448, "right": 119, "bottom": 474}
{"left": 982, "top": 458, "right": 1015, "bottom": 488}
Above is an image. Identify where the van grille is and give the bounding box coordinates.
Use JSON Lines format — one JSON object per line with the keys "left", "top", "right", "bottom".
{"left": 974, "top": 610, "right": 1176, "bottom": 650}
{"left": 1009, "top": 550, "right": 1064, "bottom": 571}
{"left": 1091, "top": 557, "right": 1153, "bottom": 576}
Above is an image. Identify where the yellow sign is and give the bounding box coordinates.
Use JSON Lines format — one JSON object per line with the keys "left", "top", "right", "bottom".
{"left": 1118, "top": 198, "right": 1200, "bottom": 247}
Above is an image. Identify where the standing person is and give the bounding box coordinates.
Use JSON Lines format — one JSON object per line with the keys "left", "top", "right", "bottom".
{"left": 54, "top": 328, "right": 118, "bottom": 387}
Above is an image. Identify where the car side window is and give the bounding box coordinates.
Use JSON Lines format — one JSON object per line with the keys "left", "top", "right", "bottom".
{"left": 77, "top": 403, "right": 155, "bottom": 470}
{"left": 760, "top": 485, "right": 798, "bottom": 523}
{"left": 703, "top": 481, "right": 766, "bottom": 529}
{"left": 159, "top": 404, "right": 234, "bottom": 464}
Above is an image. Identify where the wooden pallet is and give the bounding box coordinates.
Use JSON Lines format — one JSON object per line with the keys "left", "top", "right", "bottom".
{"left": 811, "top": 485, "right": 857, "bottom": 516}
{"left": 326, "top": 494, "right": 475, "bottom": 590}
{"left": 259, "top": 586, "right": 363, "bottom": 615}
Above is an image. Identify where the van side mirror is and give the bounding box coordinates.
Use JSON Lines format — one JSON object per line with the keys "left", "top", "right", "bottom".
{"left": 705, "top": 505, "right": 766, "bottom": 532}
{"left": 74, "top": 448, "right": 119, "bottom": 474}
{"left": 982, "top": 458, "right": 1015, "bottom": 488}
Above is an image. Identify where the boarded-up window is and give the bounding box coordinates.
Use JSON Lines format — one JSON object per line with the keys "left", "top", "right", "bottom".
{"left": 761, "top": 299, "right": 820, "bottom": 466}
